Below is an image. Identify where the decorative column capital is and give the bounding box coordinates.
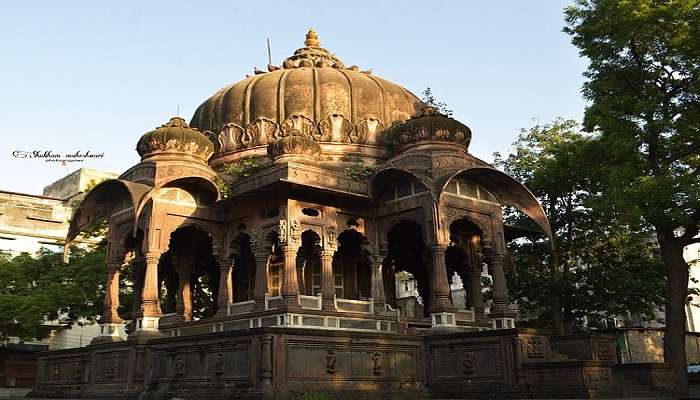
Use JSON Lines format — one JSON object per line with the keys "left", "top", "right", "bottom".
{"left": 486, "top": 252, "right": 506, "bottom": 263}
{"left": 430, "top": 244, "right": 448, "bottom": 255}
{"left": 219, "top": 257, "right": 234, "bottom": 270}
{"left": 481, "top": 237, "right": 494, "bottom": 253}
{"left": 145, "top": 252, "right": 160, "bottom": 265}
{"left": 280, "top": 244, "right": 297, "bottom": 256}
{"left": 320, "top": 249, "right": 334, "bottom": 261}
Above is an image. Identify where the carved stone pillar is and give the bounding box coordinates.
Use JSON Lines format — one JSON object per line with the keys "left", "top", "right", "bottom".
{"left": 259, "top": 335, "right": 273, "bottom": 389}
{"left": 253, "top": 252, "right": 269, "bottom": 311}
{"left": 216, "top": 258, "right": 234, "bottom": 316}
{"left": 94, "top": 261, "right": 123, "bottom": 343}
{"left": 280, "top": 245, "right": 300, "bottom": 309}
{"left": 483, "top": 239, "right": 515, "bottom": 329}
{"left": 429, "top": 244, "right": 455, "bottom": 313}
{"left": 371, "top": 254, "right": 386, "bottom": 313}
{"left": 428, "top": 244, "right": 457, "bottom": 327}
{"left": 175, "top": 260, "right": 194, "bottom": 322}
{"left": 130, "top": 255, "right": 145, "bottom": 322}
{"left": 320, "top": 249, "right": 335, "bottom": 310}
{"left": 103, "top": 261, "right": 122, "bottom": 324}
{"left": 136, "top": 251, "right": 161, "bottom": 332}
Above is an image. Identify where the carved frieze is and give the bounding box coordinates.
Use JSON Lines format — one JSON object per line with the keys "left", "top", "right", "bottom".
{"left": 317, "top": 114, "right": 352, "bottom": 142}
{"left": 218, "top": 123, "right": 246, "bottom": 151}
{"left": 267, "top": 135, "right": 322, "bottom": 160}
{"left": 386, "top": 107, "right": 471, "bottom": 152}
{"left": 354, "top": 117, "right": 384, "bottom": 144}
{"left": 281, "top": 114, "right": 315, "bottom": 138}
{"left": 583, "top": 367, "right": 612, "bottom": 385}
{"left": 247, "top": 117, "right": 279, "bottom": 145}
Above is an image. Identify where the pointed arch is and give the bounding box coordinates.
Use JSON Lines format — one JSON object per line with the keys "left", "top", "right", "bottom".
{"left": 66, "top": 179, "right": 151, "bottom": 243}
{"left": 133, "top": 175, "right": 221, "bottom": 228}
{"left": 369, "top": 167, "right": 436, "bottom": 202}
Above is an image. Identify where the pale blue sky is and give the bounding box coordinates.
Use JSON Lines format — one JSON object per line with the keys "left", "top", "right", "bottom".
{"left": 0, "top": 1, "right": 586, "bottom": 195}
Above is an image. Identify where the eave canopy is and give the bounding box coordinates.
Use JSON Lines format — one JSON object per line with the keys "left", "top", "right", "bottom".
{"left": 438, "top": 167, "right": 554, "bottom": 244}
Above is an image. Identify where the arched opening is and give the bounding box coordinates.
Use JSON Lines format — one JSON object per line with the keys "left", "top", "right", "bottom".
{"left": 266, "top": 231, "right": 283, "bottom": 297}
{"left": 158, "top": 225, "right": 219, "bottom": 320}
{"left": 296, "top": 230, "right": 322, "bottom": 296}
{"left": 333, "top": 230, "right": 372, "bottom": 300}
{"left": 446, "top": 218, "right": 486, "bottom": 313}
{"left": 370, "top": 169, "right": 430, "bottom": 203}
{"left": 117, "top": 228, "right": 143, "bottom": 333}
{"left": 385, "top": 220, "right": 430, "bottom": 318}
{"left": 231, "top": 233, "right": 255, "bottom": 302}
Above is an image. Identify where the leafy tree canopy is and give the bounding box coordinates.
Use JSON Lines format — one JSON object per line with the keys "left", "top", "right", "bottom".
{"left": 495, "top": 118, "right": 665, "bottom": 330}
{"left": 0, "top": 244, "right": 106, "bottom": 342}
{"left": 564, "top": 0, "right": 699, "bottom": 386}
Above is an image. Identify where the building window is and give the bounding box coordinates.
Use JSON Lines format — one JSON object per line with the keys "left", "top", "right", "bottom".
{"left": 445, "top": 177, "right": 498, "bottom": 203}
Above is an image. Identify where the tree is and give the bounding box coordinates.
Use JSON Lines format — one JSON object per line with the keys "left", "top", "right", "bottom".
{"left": 495, "top": 119, "right": 665, "bottom": 333}
{"left": 0, "top": 244, "right": 106, "bottom": 342}
{"left": 565, "top": 0, "right": 700, "bottom": 390}
{"left": 421, "top": 87, "right": 453, "bottom": 116}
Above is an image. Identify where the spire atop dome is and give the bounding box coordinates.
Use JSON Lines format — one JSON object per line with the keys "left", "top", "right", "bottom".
{"left": 280, "top": 29, "right": 345, "bottom": 69}
{"left": 304, "top": 28, "right": 320, "bottom": 47}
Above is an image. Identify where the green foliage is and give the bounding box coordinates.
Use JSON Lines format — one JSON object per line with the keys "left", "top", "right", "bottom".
{"left": 564, "top": 0, "right": 699, "bottom": 377}
{"left": 0, "top": 244, "right": 106, "bottom": 341}
{"left": 225, "top": 156, "right": 267, "bottom": 181}
{"left": 213, "top": 176, "right": 232, "bottom": 200}
{"left": 344, "top": 162, "right": 377, "bottom": 181}
{"left": 215, "top": 156, "right": 269, "bottom": 199}
{"left": 495, "top": 118, "right": 666, "bottom": 329}
{"left": 421, "top": 87, "right": 453, "bottom": 117}
{"left": 564, "top": 0, "right": 700, "bottom": 235}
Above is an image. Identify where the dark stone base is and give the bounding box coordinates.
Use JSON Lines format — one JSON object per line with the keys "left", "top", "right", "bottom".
{"left": 28, "top": 328, "right": 675, "bottom": 399}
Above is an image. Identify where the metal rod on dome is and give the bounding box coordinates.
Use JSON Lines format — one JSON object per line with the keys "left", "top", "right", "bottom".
{"left": 267, "top": 38, "right": 272, "bottom": 66}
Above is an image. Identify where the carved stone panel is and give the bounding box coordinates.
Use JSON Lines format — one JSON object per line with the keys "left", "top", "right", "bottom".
{"left": 151, "top": 343, "right": 251, "bottom": 381}
{"left": 433, "top": 344, "right": 502, "bottom": 381}
{"left": 95, "top": 350, "right": 129, "bottom": 383}
{"left": 286, "top": 342, "right": 418, "bottom": 381}
{"left": 582, "top": 367, "right": 612, "bottom": 385}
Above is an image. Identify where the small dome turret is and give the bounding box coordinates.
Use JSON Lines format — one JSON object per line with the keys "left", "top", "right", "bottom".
{"left": 386, "top": 107, "right": 472, "bottom": 152}
{"left": 136, "top": 117, "right": 215, "bottom": 163}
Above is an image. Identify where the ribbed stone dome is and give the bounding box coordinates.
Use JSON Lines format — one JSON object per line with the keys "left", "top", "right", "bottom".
{"left": 190, "top": 29, "right": 424, "bottom": 155}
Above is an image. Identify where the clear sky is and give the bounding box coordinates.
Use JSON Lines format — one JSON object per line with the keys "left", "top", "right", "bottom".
{"left": 0, "top": 1, "right": 587, "bottom": 195}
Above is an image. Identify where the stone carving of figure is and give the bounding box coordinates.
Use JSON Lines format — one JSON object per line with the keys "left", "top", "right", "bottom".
{"left": 325, "top": 350, "right": 337, "bottom": 374}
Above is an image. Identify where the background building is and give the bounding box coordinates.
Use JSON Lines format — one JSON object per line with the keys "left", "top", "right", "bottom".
{"left": 0, "top": 168, "right": 116, "bottom": 397}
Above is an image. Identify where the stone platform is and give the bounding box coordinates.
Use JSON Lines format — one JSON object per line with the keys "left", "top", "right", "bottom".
{"left": 28, "top": 328, "right": 677, "bottom": 399}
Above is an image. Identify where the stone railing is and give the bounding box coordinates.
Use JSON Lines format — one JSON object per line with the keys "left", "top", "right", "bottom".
{"left": 336, "top": 298, "right": 373, "bottom": 314}
{"left": 299, "top": 294, "right": 322, "bottom": 310}
{"left": 228, "top": 300, "right": 255, "bottom": 315}
{"left": 455, "top": 308, "right": 476, "bottom": 323}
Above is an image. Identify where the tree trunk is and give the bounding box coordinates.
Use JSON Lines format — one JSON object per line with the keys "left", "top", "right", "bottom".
{"left": 549, "top": 249, "right": 565, "bottom": 335}
{"left": 657, "top": 227, "right": 689, "bottom": 394}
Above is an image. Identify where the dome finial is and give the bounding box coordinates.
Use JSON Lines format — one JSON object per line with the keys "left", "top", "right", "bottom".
{"left": 305, "top": 28, "right": 320, "bottom": 47}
